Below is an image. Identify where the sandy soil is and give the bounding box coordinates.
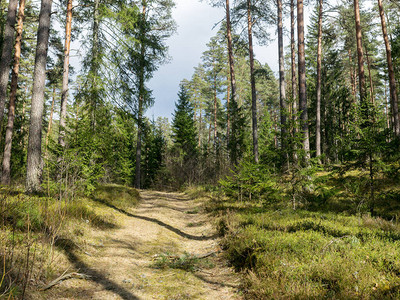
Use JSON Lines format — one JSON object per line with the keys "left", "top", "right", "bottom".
{"left": 37, "top": 190, "right": 241, "bottom": 300}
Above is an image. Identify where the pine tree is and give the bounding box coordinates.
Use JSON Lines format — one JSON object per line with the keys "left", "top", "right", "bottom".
{"left": 58, "top": 0, "right": 73, "bottom": 148}
{"left": 0, "top": 0, "right": 18, "bottom": 133}
{"left": 2, "top": 0, "right": 26, "bottom": 185}
{"left": 26, "top": 0, "right": 54, "bottom": 193}
{"left": 247, "top": 0, "right": 259, "bottom": 163}
{"left": 202, "top": 34, "right": 226, "bottom": 150}
{"left": 277, "top": 0, "right": 287, "bottom": 166}
{"left": 297, "top": 0, "right": 310, "bottom": 162}
{"left": 377, "top": 0, "right": 399, "bottom": 137}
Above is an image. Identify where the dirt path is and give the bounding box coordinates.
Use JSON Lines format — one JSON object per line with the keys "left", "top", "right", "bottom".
{"left": 43, "top": 190, "right": 241, "bottom": 300}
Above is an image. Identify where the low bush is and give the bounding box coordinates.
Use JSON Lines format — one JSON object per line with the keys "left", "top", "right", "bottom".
{"left": 152, "top": 252, "right": 213, "bottom": 272}
{"left": 217, "top": 201, "right": 400, "bottom": 299}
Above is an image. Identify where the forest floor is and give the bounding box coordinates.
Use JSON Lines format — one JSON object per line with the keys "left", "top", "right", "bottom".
{"left": 35, "top": 190, "right": 241, "bottom": 300}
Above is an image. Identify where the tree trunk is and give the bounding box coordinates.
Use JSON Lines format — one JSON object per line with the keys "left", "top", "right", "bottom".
{"left": 348, "top": 49, "right": 357, "bottom": 104}
{"left": 45, "top": 86, "right": 56, "bottom": 148}
{"left": 354, "top": 0, "right": 366, "bottom": 103}
{"left": 135, "top": 101, "right": 142, "bottom": 189}
{"left": 198, "top": 107, "right": 202, "bottom": 148}
{"left": 291, "top": 0, "right": 297, "bottom": 116}
{"left": 26, "top": 0, "right": 53, "bottom": 194}
{"left": 208, "top": 120, "right": 212, "bottom": 147}
{"left": 226, "top": 74, "right": 230, "bottom": 142}
{"left": 316, "top": 0, "right": 323, "bottom": 159}
{"left": 385, "top": 80, "right": 391, "bottom": 132}
{"left": 135, "top": 1, "right": 146, "bottom": 189}
{"left": 247, "top": 0, "right": 259, "bottom": 163}
{"left": 277, "top": 0, "right": 287, "bottom": 160}
{"left": 0, "top": 0, "right": 18, "bottom": 135}
{"left": 297, "top": 0, "right": 310, "bottom": 160}
{"left": 378, "top": 0, "right": 400, "bottom": 136}
{"left": 1, "top": 0, "right": 26, "bottom": 185}
{"left": 59, "top": 0, "right": 73, "bottom": 148}
{"left": 226, "top": 0, "right": 236, "bottom": 145}
{"left": 20, "top": 90, "right": 26, "bottom": 145}
{"left": 213, "top": 80, "right": 217, "bottom": 149}
{"left": 290, "top": 0, "right": 298, "bottom": 163}
{"left": 90, "top": 0, "right": 100, "bottom": 129}
{"left": 365, "top": 47, "right": 375, "bottom": 107}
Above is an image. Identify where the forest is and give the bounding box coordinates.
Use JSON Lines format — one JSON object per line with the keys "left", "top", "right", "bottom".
{"left": 1, "top": 0, "right": 400, "bottom": 298}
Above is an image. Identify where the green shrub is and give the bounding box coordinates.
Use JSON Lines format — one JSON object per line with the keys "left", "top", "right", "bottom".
{"left": 217, "top": 199, "right": 400, "bottom": 299}
{"left": 152, "top": 252, "right": 208, "bottom": 272}
{"left": 220, "top": 158, "right": 280, "bottom": 204}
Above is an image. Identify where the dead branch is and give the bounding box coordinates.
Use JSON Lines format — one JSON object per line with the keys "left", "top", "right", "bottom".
{"left": 40, "top": 272, "right": 91, "bottom": 291}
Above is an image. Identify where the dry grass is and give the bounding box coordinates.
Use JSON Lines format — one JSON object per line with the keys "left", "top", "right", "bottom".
{"left": 0, "top": 184, "right": 139, "bottom": 298}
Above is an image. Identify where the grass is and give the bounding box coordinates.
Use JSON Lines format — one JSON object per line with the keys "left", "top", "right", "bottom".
{"left": 152, "top": 252, "right": 214, "bottom": 272}
{"left": 152, "top": 252, "right": 201, "bottom": 272}
{"left": 0, "top": 184, "right": 139, "bottom": 298}
{"left": 210, "top": 171, "right": 400, "bottom": 299}
{"left": 94, "top": 184, "right": 140, "bottom": 210}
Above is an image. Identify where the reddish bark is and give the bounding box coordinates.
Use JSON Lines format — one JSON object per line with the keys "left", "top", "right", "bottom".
{"left": 2, "top": 0, "right": 26, "bottom": 185}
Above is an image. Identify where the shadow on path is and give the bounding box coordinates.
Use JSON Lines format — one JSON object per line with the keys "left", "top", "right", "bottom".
{"left": 139, "top": 203, "right": 188, "bottom": 213}
{"left": 193, "top": 272, "right": 239, "bottom": 289}
{"left": 93, "top": 198, "right": 218, "bottom": 241}
{"left": 140, "top": 193, "right": 193, "bottom": 202}
{"left": 55, "top": 238, "right": 139, "bottom": 300}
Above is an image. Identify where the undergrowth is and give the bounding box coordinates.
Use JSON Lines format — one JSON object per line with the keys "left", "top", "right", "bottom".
{"left": 211, "top": 169, "right": 400, "bottom": 299}
{"left": 152, "top": 252, "right": 213, "bottom": 272}
{"left": 0, "top": 184, "right": 139, "bottom": 298}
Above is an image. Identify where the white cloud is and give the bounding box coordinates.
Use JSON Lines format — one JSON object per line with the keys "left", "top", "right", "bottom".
{"left": 148, "top": 0, "right": 310, "bottom": 120}
{"left": 147, "top": 0, "right": 222, "bottom": 120}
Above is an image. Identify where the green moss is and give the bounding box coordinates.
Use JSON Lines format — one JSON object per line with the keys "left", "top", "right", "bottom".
{"left": 217, "top": 198, "right": 400, "bottom": 299}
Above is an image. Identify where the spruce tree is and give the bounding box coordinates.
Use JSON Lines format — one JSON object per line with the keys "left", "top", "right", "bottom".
{"left": 172, "top": 85, "right": 198, "bottom": 160}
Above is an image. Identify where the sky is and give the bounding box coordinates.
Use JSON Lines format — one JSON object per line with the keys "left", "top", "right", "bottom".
{"left": 146, "top": 0, "right": 281, "bottom": 121}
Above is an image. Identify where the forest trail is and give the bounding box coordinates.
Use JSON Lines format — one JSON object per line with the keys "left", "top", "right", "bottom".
{"left": 43, "top": 190, "right": 241, "bottom": 300}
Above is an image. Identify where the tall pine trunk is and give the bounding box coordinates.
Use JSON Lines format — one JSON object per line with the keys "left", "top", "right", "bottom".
{"left": 59, "top": 0, "right": 73, "bottom": 148}
{"left": 198, "top": 107, "right": 202, "bottom": 148}
{"left": 316, "top": 0, "right": 323, "bottom": 159}
{"left": 26, "top": 0, "right": 53, "bottom": 193}
{"left": 290, "top": 0, "right": 298, "bottom": 163}
{"left": 1, "top": 0, "right": 26, "bottom": 185}
{"left": 247, "top": 0, "right": 259, "bottom": 163}
{"left": 135, "top": 98, "right": 143, "bottom": 189}
{"left": 385, "top": 80, "right": 391, "bottom": 131}
{"left": 297, "top": 0, "right": 310, "bottom": 160}
{"left": 277, "top": 0, "right": 287, "bottom": 162}
{"left": 90, "top": 0, "right": 100, "bottom": 129}
{"left": 348, "top": 49, "right": 357, "bottom": 104}
{"left": 225, "top": 0, "right": 236, "bottom": 144}
{"left": 135, "top": 1, "right": 146, "bottom": 189}
{"left": 354, "top": 0, "right": 366, "bottom": 103}
{"left": 0, "top": 0, "right": 18, "bottom": 134}
{"left": 226, "top": 73, "right": 230, "bottom": 141}
{"left": 291, "top": 0, "right": 297, "bottom": 117}
{"left": 45, "top": 86, "right": 56, "bottom": 148}
{"left": 213, "top": 82, "right": 217, "bottom": 149}
{"left": 378, "top": 0, "right": 400, "bottom": 136}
